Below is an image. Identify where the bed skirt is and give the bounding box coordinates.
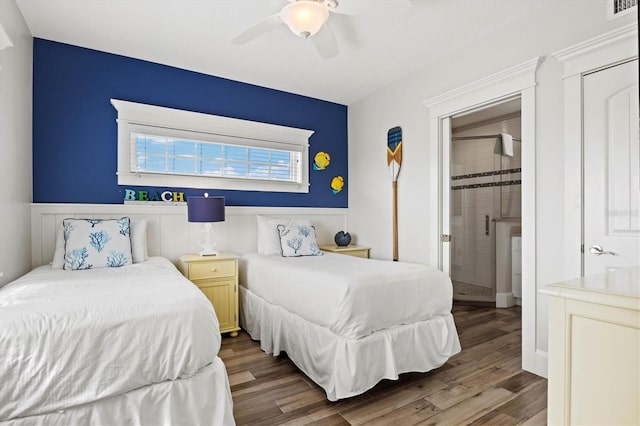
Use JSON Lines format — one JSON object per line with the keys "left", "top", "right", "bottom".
{"left": 240, "top": 286, "right": 461, "bottom": 401}
{"left": 1, "top": 357, "right": 235, "bottom": 426}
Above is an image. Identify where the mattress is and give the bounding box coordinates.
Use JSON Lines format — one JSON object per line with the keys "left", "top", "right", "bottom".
{"left": 0, "top": 257, "right": 220, "bottom": 422}
{"left": 239, "top": 252, "right": 454, "bottom": 339}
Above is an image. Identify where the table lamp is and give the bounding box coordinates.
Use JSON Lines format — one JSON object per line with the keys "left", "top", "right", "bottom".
{"left": 187, "top": 193, "right": 225, "bottom": 256}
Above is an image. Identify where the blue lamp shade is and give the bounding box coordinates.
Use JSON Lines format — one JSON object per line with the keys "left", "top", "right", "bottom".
{"left": 187, "top": 196, "right": 225, "bottom": 223}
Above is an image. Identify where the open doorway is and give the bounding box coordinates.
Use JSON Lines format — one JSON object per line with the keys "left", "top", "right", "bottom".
{"left": 449, "top": 98, "right": 522, "bottom": 308}
{"left": 424, "top": 57, "right": 541, "bottom": 376}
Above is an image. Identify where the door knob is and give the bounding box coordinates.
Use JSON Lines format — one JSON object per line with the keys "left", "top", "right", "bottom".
{"left": 589, "top": 245, "right": 619, "bottom": 256}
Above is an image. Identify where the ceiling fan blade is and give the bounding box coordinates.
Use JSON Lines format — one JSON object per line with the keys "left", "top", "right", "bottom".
{"left": 330, "top": 0, "right": 411, "bottom": 16}
{"left": 231, "top": 14, "right": 282, "bottom": 44}
{"left": 311, "top": 24, "right": 339, "bottom": 59}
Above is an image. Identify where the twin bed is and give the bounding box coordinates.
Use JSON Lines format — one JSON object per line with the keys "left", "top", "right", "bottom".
{"left": 1, "top": 214, "right": 460, "bottom": 424}
{"left": 237, "top": 215, "right": 461, "bottom": 400}
{"left": 239, "top": 251, "right": 461, "bottom": 401}
{"left": 0, "top": 256, "right": 234, "bottom": 425}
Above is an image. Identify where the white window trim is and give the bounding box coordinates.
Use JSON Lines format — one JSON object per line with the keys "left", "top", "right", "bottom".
{"left": 111, "top": 99, "right": 314, "bottom": 193}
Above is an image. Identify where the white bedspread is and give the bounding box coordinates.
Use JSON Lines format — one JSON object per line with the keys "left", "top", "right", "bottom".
{"left": 1, "top": 359, "right": 235, "bottom": 426}
{"left": 0, "top": 257, "right": 220, "bottom": 422}
{"left": 239, "top": 253, "right": 453, "bottom": 339}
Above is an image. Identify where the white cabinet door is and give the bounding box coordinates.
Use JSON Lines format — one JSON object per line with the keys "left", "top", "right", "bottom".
{"left": 583, "top": 59, "right": 640, "bottom": 275}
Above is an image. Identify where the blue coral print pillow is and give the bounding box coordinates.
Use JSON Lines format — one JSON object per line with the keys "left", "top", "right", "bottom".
{"left": 63, "top": 218, "right": 132, "bottom": 270}
{"left": 277, "top": 224, "right": 323, "bottom": 257}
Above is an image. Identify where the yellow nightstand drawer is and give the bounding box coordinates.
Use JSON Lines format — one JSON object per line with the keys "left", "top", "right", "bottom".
{"left": 188, "top": 259, "right": 236, "bottom": 280}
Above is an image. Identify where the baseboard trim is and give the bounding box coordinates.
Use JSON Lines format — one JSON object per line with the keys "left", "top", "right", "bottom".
{"left": 496, "top": 291, "right": 516, "bottom": 308}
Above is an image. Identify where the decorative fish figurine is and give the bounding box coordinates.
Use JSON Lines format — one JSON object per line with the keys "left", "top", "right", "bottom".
{"left": 313, "top": 151, "right": 331, "bottom": 170}
{"left": 331, "top": 176, "right": 344, "bottom": 194}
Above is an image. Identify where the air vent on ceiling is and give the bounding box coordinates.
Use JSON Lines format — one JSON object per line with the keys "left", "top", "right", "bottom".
{"left": 608, "top": 0, "right": 638, "bottom": 19}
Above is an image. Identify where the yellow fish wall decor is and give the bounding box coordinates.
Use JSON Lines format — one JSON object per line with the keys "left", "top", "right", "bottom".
{"left": 313, "top": 151, "right": 331, "bottom": 170}
{"left": 331, "top": 176, "right": 344, "bottom": 194}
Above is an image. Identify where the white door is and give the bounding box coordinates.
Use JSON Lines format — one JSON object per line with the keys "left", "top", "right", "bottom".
{"left": 583, "top": 59, "right": 640, "bottom": 275}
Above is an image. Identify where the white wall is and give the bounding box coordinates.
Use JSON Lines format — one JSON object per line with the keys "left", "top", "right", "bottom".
{"left": 0, "top": 1, "right": 32, "bottom": 287}
{"left": 348, "top": 2, "right": 637, "bottom": 366}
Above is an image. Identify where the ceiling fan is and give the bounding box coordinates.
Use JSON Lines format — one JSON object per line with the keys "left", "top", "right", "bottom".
{"left": 231, "top": 0, "right": 410, "bottom": 59}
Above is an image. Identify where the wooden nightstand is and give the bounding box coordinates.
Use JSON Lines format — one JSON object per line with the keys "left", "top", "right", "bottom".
{"left": 178, "top": 253, "right": 240, "bottom": 337}
{"left": 320, "top": 245, "right": 370, "bottom": 259}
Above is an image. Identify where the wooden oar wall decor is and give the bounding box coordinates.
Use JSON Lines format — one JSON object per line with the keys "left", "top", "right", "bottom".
{"left": 387, "top": 126, "right": 402, "bottom": 261}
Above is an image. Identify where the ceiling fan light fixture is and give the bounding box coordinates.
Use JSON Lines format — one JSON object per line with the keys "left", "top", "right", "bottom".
{"left": 280, "top": 1, "right": 329, "bottom": 39}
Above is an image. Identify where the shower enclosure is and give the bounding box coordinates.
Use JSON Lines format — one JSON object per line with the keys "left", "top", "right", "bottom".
{"left": 450, "top": 109, "right": 522, "bottom": 304}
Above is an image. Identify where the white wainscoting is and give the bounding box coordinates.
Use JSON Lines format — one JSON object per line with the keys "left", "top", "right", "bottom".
{"left": 31, "top": 203, "right": 348, "bottom": 268}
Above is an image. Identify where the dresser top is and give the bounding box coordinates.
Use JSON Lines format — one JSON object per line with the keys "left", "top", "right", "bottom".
{"left": 541, "top": 266, "right": 640, "bottom": 310}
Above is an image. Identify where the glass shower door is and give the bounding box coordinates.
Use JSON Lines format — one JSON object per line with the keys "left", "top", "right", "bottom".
{"left": 449, "top": 136, "right": 498, "bottom": 303}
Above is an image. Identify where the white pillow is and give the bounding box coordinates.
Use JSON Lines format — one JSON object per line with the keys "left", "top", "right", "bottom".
{"left": 51, "top": 225, "right": 66, "bottom": 269}
{"left": 130, "top": 219, "right": 149, "bottom": 263}
{"left": 257, "top": 215, "right": 312, "bottom": 255}
{"left": 277, "top": 224, "right": 323, "bottom": 257}
{"left": 63, "top": 218, "right": 133, "bottom": 270}
{"left": 51, "top": 218, "right": 148, "bottom": 269}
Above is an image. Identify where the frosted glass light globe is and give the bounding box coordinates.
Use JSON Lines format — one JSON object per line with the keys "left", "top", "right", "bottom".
{"left": 280, "top": 1, "right": 329, "bottom": 38}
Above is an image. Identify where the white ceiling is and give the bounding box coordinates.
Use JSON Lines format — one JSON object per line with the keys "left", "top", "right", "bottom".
{"left": 16, "top": 0, "right": 550, "bottom": 105}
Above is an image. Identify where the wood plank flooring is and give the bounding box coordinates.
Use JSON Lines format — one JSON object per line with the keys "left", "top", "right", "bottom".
{"left": 219, "top": 305, "right": 547, "bottom": 425}
{"left": 452, "top": 281, "right": 496, "bottom": 304}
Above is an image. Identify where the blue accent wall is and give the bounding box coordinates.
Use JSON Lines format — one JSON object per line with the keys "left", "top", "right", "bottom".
{"left": 32, "top": 39, "right": 348, "bottom": 207}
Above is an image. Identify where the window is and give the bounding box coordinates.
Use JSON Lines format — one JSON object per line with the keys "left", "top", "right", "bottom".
{"left": 131, "top": 129, "right": 302, "bottom": 183}
{"left": 607, "top": 0, "right": 637, "bottom": 19}
{"left": 111, "top": 99, "right": 313, "bottom": 192}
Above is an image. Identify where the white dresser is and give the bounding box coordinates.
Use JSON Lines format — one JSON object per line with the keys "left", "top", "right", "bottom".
{"left": 541, "top": 266, "right": 640, "bottom": 426}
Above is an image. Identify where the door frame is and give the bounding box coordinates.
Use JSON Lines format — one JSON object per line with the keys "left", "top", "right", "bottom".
{"left": 553, "top": 23, "right": 638, "bottom": 278}
{"left": 423, "top": 56, "right": 544, "bottom": 377}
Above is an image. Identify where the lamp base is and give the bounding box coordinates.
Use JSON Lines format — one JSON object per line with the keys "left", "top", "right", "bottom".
{"left": 196, "top": 223, "right": 219, "bottom": 256}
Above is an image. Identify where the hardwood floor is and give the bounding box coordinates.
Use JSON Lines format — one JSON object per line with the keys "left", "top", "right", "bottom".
{"left": 452, "top": 281, "right": 496, "bottom": 304}
{"left": 219, "top": 305, "right": 547, "bottom": 425}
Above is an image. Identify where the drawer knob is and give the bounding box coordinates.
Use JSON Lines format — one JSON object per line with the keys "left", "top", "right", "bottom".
{"left": 211, "top": 268, "right": 217, "bottom": 272}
